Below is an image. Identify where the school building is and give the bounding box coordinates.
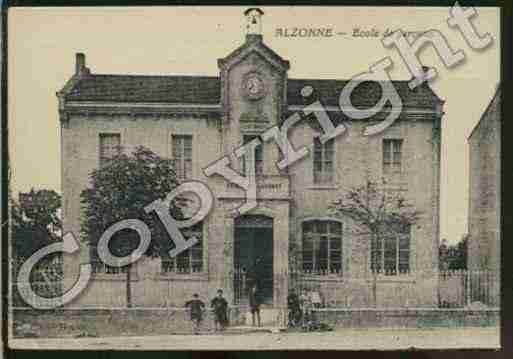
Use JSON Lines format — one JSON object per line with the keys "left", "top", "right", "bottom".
{"left": 58, "top": 9, "right": 444, "bottom": 312}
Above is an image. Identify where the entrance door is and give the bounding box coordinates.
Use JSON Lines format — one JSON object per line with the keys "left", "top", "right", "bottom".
{"left": 234, "top": 215, "right": 273, "bottom": 304}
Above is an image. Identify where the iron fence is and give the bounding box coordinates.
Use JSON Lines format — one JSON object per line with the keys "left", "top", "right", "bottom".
{"left": 11, "top": 257, "right": 64, "bottom": 308}
{"left": 10, "top": 259, "right": 500, "bottom": 310}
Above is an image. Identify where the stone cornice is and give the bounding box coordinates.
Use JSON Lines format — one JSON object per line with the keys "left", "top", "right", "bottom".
{"left": 61, "top": 102, "right": 222, "bottom": 120}
{"left": 65, "top": 101, "right": 221, "bottom": 110}
{"left": 60, "top": 101, "right": 442, "bottom": 122}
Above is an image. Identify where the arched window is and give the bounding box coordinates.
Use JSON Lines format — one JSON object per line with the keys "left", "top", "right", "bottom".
{"left": 302, "top": 220, "right": 342, "bottom": 274}
{"left": 371, "top": 224, "right": 410, "bottom": 274}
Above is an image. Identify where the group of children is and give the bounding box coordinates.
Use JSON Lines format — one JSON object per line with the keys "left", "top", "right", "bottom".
{"left": 185, "top": 286, "right": 319, "bottom": 334}
{"left": 287, "top": 288, "right": 322, "bottom": 330}
{"left": 184, "top": 283, "right": 263, "bottom": 334}
{"left": 184, "top": 289, "right": 229, "bottom": 334}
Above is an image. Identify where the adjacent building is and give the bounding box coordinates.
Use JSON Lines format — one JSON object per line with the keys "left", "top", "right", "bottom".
{"left": 468, "top": 86, "right": 501, "bottom": 276}
{"left": 58, "top": 10, "right": 444, "bottom": 311}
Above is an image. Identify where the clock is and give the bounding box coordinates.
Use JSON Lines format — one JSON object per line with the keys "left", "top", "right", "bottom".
{"left": 242, "top": 73, "right": 266, "bottom": 100}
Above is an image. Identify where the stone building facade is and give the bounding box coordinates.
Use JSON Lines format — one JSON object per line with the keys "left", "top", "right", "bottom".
{"left": 468, "top": 86, "right": 501, "bottom": 275}
{"left": 58, "top": 12, "right": 444, "bottom": 311}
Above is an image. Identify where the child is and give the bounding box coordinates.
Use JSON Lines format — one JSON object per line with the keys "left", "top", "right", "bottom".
{"left": 299, "top": 289, "right": 313, "bottom": 330}
{"left": 211, "top": 289, "right": 229, "bottom": 332}
{"left": 185, "top": 293, "right": 205, "bottom": 334}
{"left": 249, "top": 284, "right": 261, "bottom": 327}
{"left": 287, "top": 291, "right": 301, "bottom": 328}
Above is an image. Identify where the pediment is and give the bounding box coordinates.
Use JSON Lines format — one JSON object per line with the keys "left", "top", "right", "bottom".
{"left": 218, "top": 35, "right": 290, "bottom": 73}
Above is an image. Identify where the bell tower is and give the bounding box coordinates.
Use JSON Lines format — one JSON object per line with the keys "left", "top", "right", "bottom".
{"left": 244, "top": 7, "right": 264, "bottom": 36}
{"left": 217, "top": 8, "right": 289, "bottom": 172}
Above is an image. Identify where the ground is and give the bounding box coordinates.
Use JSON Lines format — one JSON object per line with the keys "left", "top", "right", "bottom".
{"left": 9, "top": 326, "right": 500, "bottom": 350}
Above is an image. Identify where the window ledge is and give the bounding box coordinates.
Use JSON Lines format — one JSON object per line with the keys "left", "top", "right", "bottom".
{"left": 155, "top": 273, "right": 208, "bottom": 281}
{"left": 301, "top": 274, "right": 344, "bottom": 282}
{"left": 366, "top": 275, "right": 416, "bottom": 283}
{"left": 307, "top": 185, "right": 338, "bottom": 190}
{"left": 92, "top": 273, "right": 139, "bottom": 281}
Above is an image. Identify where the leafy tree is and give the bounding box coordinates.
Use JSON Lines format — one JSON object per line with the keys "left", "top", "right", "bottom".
{"left": 11, "top": 189, "right": 63, "bottom": 303}
{"left": 449, "top": 235, "right": 468, "bottom": 270}
{"left": 439, "top": 235, "right": 467, "bottom": 271}
{"left": 80, "top": 146, "right": 185, "bottom": 307}
{"left": 330, "top": 179, "right": 421, "bottom": 306}
{"left": 11, "top": 188, "right": 62, "bottom": 260}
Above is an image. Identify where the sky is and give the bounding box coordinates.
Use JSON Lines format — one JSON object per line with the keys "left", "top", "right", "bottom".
{"left": 8, "top": 6, "right": 500, "bottom": 243}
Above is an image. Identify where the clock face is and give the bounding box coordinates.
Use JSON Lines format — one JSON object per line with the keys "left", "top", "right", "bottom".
{"left": 243, "top": 74, "right": 265, "bottom": 100}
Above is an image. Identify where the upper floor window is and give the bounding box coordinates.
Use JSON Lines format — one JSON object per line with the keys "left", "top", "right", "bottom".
{"left": 242, "top": 135, "right": 263, "bottom": 176}
{"left": 371, "top": 224, "right": 410, "bottom": 274}
{"left": 172, "top": 135, "right": 193, "bottom": 180}
{"left": 302, "top": 220, "right": 342, "bottom": 274}
{"left": 383, "top": 139, "right": 403, "bottom": 174}
{"left": 161, "top": 222, "right": 203, "bottom": 274}
{"left": 99, "top": 133, "right": 121, "bottom": 168}
{"left": 313, "top": 138, "right": 334, "bottom": 185}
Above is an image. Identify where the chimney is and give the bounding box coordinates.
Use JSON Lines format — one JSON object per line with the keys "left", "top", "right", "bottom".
{"left": 75, "top": 52, "right": 90, "bottom": 76}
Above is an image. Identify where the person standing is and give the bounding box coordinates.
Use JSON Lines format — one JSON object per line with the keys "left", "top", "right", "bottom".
{"left": 211, "top": 289, "right": 229, "bottom": 332}
{"left": 185, "top": 293, "right": 206, "bottom": 334}
{"left": 287, "top": 291, "right": 301, "bottom": 328}
{"left": 249, "top": 284, "right": 261, "bottom": 327}
{"left": 299, "top": 288, "right": 313, "bottom": 330}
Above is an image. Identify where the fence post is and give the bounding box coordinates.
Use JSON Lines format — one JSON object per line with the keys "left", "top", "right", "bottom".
{"left": 464, "top": 270, "right": 470, "bottom": 307}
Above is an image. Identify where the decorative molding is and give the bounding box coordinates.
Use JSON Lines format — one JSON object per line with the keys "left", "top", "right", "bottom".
{"left": 66, "top": 101, "right": 221, "bottom": 110}
{"left": 61, "top": 107, "right": 222, "bottom": 120}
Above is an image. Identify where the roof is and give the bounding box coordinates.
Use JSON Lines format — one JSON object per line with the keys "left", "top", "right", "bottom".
{"left": 63, "top": 74, "right": 443, "bottom": 109}
{"left": 468, "top": 84, "right": 501, "bottom": 140}
{"left": 65, "top": 75, "right": 221, "bottom": 105}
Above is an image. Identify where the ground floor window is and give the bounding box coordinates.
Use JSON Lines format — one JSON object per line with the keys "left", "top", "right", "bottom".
{"left": 90, "top": 248, "right": 128, "bottom": 274}
{"left": 371, "top": 225, "right": 410, "bottom": 274}
{"left": 302, "top": 220, "right": 342, "bottom": 274}
{"left": 161, "top": 222, "right": 203, "bottom": 274}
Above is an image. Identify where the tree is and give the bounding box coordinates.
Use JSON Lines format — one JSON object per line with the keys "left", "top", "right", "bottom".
{"left": 330, "top": 179, "right": 421, "bottom": 306}
{"left": 448, "top": 235, "right": 468, "bottom": 270}
{"left": 11, "top": 189, "right": 63, "bottom": 303}
{"left": 449, "top": 234, "right": 468, "bottom": 270}
{"left": 80, "top": 146, "right": 185, "bottom": 308}
{"left": 11, "top": 188, "right": 62, "bottom": 260}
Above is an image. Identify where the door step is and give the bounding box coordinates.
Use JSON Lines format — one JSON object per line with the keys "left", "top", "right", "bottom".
{"left": 228, "top": 325, "right": 286, "bottom": 334}
{"left": 243, "top": 308, "right": 285, "bottom": 326}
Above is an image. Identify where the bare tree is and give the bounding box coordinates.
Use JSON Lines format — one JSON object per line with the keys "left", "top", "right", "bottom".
{"left": 330, "top": 179, "right": 421, "bottom": 306}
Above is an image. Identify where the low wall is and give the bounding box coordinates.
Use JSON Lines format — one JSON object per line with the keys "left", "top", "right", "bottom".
{"left": 313, "top": 308, "right": 499, "bottom": 328}
{"left": 13, "top": 307, "right": 245, "bottom": 338}
{"left": 13, "top": 307, "right": 499, "bottom": 338}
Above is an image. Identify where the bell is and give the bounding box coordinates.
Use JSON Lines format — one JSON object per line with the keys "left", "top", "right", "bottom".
{"left": 252, "top": 17, "right": 257, "bottom": 24}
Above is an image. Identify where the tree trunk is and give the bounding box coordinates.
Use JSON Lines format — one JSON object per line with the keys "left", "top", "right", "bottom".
{"left": 372, "top": 271, "right": 377, "bottom": 308}
{"left": 126, "top": 263, "right": 132, "bottom": 308}
{"left": 370, "top": 231, "right": 378, "bottom": 308}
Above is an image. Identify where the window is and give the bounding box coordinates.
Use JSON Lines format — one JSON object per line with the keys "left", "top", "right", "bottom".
{"left": 172, "top": 135, "right": 193, "bottom": 180}
{"left": 99, "top": 133, "right": 121, "bottom": 168}
{"left": 302, "top": 220, "right": 342, "bottom": 274}
{"left": 92, "top": 261, "right": 128, "bottom": 274}
{"left": 313, "top": 138, "right": 334, "bottom": 184}
{"left": 383, "top": 139, "right": 403, "bottom": 173}
{"left": 242, "top": 135, "right": 263, "bottom": 176}
{"left": 90, "top": 246, "right": 128, "bottom": 275}
{"left": 161, "top": 223, "right": 203, "bottom": 274}
{"left": 371, "top": 225, "right": 410, "bottom": 274}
